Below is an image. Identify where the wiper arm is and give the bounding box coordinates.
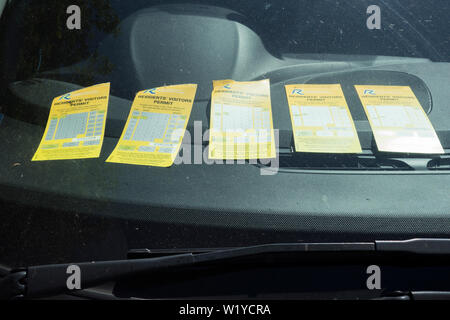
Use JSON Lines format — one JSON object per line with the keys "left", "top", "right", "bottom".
{"left": 0, "top": 242, "right": 372, "bottom": 299}
{"left": 2, "top": 239, "right": 450, "bottom": 299}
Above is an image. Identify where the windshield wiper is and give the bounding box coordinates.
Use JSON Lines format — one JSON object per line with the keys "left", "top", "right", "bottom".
{"left": 266, "top": 149, "right": 450, "bottom": 173}
{"left": 2, "top": 238, "right": 450, "bottom": 299}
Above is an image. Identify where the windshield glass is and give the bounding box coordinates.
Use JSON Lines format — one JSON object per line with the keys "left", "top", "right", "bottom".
{"left": 0, "top": 0, "right": 450, "bottom": 269}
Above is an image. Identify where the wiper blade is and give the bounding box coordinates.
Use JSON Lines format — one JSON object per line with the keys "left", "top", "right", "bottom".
{"left": 269, "top": 149, "right": 450, "bottom": 172}
{"left": 375, "top": 291, "right": 450, "bottom": 300}
{"left": 2, "top": 239, "right": 450, "bottom": 299}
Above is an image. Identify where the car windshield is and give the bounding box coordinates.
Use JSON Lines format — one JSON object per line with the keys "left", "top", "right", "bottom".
{"left": 0, "top": 0, "right": 450, "bottom": 270}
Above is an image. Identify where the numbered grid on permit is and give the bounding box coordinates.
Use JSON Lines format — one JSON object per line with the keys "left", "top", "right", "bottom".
{"left": 212, "top": 104, "right": 272, "bottom": 144}
{"left": 121, "top": 111, "right": 186, "bottom": 154}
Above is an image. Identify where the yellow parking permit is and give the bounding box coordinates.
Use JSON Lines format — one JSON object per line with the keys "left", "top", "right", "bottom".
{"left": 32, "top": 83, "right": 110, "bottom": 161}
{"left": 355, "top": 85, "right": 444, "bottom": 154}
{"left": 106, "top": 84, "right": 197, "bottom": 167}
{"left": 208, "top": 79, "right": 276, "bottom": 160}
{"left": 285, "top": 84, "right": 362, "bottom": 153}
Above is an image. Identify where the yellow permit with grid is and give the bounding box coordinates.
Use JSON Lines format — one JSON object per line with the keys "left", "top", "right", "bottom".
{"left": 355, "top": 85, "right": 444, "bottom": 154}
{"left": 285, "top": 84, "right": 362, "bottom": 153}
{"left": 32, "top": 83, "right": 110, "bottom": 161}
{"left": 209, "top": 79, "right": 276, "bottom": 160}
{"left": 106, "top": 84, "right": 197, "bottom": 167}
